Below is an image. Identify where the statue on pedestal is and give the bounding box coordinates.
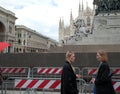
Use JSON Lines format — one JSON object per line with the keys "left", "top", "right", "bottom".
{"left": 93, "top": 0, "right": 120, "bottom": 15}
{"left": 110, "top": 0, "right": 120, "bottom": 10}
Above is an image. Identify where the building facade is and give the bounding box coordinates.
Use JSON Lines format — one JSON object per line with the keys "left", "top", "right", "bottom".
{"left": 0, "top": 6, "right": 58, "bottom": 53}
{"left": 0, "top": 6, "right": 17, "bottom": 53}
{"left": 15, "top": 25, "right": 58, "bottom": 53}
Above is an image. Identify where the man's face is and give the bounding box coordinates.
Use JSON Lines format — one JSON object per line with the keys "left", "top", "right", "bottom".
{"left": 69, "top": 54, "right": 75, "bottom": 63}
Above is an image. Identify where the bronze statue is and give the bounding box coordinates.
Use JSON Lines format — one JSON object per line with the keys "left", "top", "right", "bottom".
{"left": 94, "top": 0, "right": 120, "bottom": 15}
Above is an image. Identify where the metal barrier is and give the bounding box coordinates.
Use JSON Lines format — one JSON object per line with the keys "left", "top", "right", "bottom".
{"left": 1, "top": 66, "right": 89, "bottom": 94}
{"left": 0, "top": 67, "right": 30, "bottom": 79}
{"left": 82, "top": 67, "right": 120, "bottom": 82}
{"left": 82, "top": 67, "right": 120, "bottom": 75}
{"left": 3, "top": 78, "right": 120, "bottom": 94}
{"left": 31, "top": 67, "right": 63, "bottom": 78}
{"left": 15, "top": 78, "right": 61, "bottom": 90}
{"left": 31, "top": 67, "right": 82, "bottom": 79}
{"left": 1, "top": 77, "right": 89, "bottom": 94}
{"left": 112, "top": 79, "right": 120, "bottom": 92}
{"left": 1, "top": 77, "right": 39, "bottom": 94}
{"left": 82, "top": 67, "right": 120, "bottom": 93}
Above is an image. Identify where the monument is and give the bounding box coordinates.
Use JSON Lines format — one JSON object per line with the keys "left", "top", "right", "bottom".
{"left": 91, "top": 0, "right": 120, "bottom": 44}
{"left": 61, "top": 0, "right": 120, "bottom": 45}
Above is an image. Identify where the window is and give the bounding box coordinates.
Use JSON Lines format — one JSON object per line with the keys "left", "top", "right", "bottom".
{"left": 87, "top": 17, "right": 91, "bottom": 26}
{"left": 9, "top": 26, "right": 12, "bottom": 33}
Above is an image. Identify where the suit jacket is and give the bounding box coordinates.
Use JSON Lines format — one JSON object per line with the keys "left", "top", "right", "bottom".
{"left": 61, "top": 61, "right": 78, "bottom": 94}
{"left": 95, "top": 61, "right": 115, "bottom": 94}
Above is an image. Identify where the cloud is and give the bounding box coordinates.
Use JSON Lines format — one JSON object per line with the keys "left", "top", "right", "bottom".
{"left": 0, "top": 0, "right": 93, "bottom": 41}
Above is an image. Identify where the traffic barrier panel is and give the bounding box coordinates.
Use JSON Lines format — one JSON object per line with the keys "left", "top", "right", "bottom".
{"left": 32, "top": 67, "right": 81, "bottom": 79}
{"left": 112, "top": 80, "right": 120, "bottom": 92}
{"left": 111, "top": 68, "right": 120, "bottom": 75}
{"left": 14, "top": 78, "right": 87, "bottom": 93}
{"left": 37, "top": 67, "right": 62, "bottom": 75}
{"left": 1, "top": 77, "right": 89, "bottom": 94}
{"left": 15, "top": 79, "right": 61, "bottom": 90}
{"left": 0, "top": 67, "right": 30, "bottom": 78}
{"left": 82, "top": 67, "right": 120, "bottom": 76}
{"left": 31, "top": 67, "right": 63, "bottom": 78}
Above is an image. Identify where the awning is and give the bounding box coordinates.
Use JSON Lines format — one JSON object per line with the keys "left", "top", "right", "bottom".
{"left": 0, "top": 42, "right": 10, "bottom": 52}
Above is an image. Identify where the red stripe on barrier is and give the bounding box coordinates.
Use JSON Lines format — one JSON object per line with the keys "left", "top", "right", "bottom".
{"left": 38, "top": 68, "right": 46, "bottom": 74}
{"left": 52, "top": 68, "right": 59, "bottom": 74}
{"left": 116, "top": 87, "right": 120, "bottom": 91}
{"left": 13, "top": 68, "right": 18, "bottom": 73}
{"left": 16, "top": 80, "right": 27, "bottom": 88}
{"left": 1, "top": 68, "right": 6, "bottom": 73}
{"left": 59, "top": 69, "right": 63, "bottom": 74}
{"left": 6, "top": 68, "right": 12, "bottom": 73}
{"left": 112, "top": 81, "right": 116, "bottom": 85}
{"left": 89, "top": 69, "right": 97, "bottom": 75}
{"left": 38, "top": 80, "right": 50, "bottom": 89}
{"left": 46, "top": 68, "right": 52, "bottom": 74}
{"left": 114, "top": 69, "right": 119, "bottom": 74}
{"left": 27, "top": 80, "right": 38, "bottom": 88}
{"left": 50, "top": 80, "right": 61, "bottom": 89}
{"left": 18, "top": 68, "right": 25, "bottom": 73}
{"left": 113, "top": 81, "right": 120, "bottom": 92}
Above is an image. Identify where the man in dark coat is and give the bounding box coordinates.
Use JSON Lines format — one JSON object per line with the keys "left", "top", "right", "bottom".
{"left": 61, "top": 51, "right": 78, "bottom": 94}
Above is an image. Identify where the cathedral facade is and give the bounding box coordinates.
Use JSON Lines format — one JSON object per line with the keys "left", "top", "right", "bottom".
{"left": 59, "top": 1, "right": 95, "bottom": 45}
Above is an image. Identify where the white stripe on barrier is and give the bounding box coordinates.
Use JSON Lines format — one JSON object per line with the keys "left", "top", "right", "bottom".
{"left": 56, "top": 68, "right": 62, "bottom": 74}
{"left": 32, "top": 80, "right": 43, "bottom": 89}
{"left": 44, "top": 80, "right": 54, "bottom": 89}
{"left": 49, "top": 68, "right": 55, "bottom": 74}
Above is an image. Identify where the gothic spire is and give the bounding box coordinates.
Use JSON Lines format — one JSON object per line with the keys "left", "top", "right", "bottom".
{"left": 78, "top": 0, "right": 81, "bottom": 16}
{"left": 70, "top": 9, "right": 73, "bottom": 23}
{"left": 61, "top": 17, "right": 64, "bottom": 27}
{"left": 59, "top": 17, "right": 62, "bottom": 29}
{"left": 82, "top": 0, "right": 84, "bottom": 11}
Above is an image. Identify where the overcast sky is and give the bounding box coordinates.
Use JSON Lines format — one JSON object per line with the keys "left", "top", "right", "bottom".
{"left": 0, "top": 0, "right": 93, "bottom": 41}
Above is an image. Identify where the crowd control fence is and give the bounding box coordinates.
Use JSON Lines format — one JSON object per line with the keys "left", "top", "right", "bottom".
{"left": 1, "top": 66, "right": 120, "bottom": 94}
{"left": 1, "top": 77, "right": 90, "bottom": 94}
{"left": 0, "top": 67, "right": 30, "bottom": 80}
{"left": 82, "top": 67, "right": 120, "bottom": 81}
{"left": 31, "top": 67, "right": 82, "bottom": 79}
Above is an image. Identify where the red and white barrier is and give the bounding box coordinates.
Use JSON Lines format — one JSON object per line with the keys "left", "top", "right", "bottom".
{"left": 15, "top": 79, "right": 61, "bottom": 89}
{"left": 1, "top": 67, "right": 25, "bottom": 73}
{"left": 113, "top": 81, "right": 120, "bottom": 92}
{"left": 37, "top": 67, "right": 62, "bottom": 74}
{"left": 88, "top": 68, "right": 120, "bottom": 75}
{"left": 88, "top": 68, "right": 97, "bottom": 75}
{"left": 113, "top": 69, "right": 120, "bottom": 75}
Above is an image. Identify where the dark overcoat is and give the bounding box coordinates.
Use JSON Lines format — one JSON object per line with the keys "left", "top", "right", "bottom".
{"left": 95, "top": 62, "right": 115, "bottom": 94}
{"left": 61, "top": 61, "right": 78, "bottom": 94}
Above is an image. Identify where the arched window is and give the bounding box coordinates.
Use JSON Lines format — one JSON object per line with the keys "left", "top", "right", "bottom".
{"left": 23, "top": 40, "right": 26, "bottom": 45}
{"left": 18, "top": 39, "right": 21, "bottom": 44}
{"left": 0, "top": 21, "right": 5, "bottom": 32}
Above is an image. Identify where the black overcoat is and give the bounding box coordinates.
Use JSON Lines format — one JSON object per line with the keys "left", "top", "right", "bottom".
{"left": 61, "top": 61, "right": 78, "bottom": 94}
{"left": 95, "top": 62, "right": 115, "bottom": 94}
